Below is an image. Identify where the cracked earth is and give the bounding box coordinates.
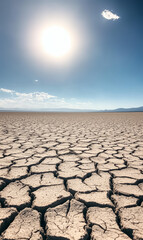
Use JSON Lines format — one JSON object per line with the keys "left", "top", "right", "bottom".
{"left": 0, "top": 112, "right": 143, "bottom": 240}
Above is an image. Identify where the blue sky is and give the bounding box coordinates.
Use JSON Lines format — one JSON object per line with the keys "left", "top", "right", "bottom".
{"left": 0, "top": 0, "right": 143, "bottom": 110}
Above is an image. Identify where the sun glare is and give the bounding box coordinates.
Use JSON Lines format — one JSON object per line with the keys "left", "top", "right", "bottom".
{"left": 42, "top": 26, "right": 72, "bottom": 59}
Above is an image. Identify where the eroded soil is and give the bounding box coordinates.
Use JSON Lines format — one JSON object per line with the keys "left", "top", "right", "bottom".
{"left": 0, "top": 112, "right": 143, "bottom": 240}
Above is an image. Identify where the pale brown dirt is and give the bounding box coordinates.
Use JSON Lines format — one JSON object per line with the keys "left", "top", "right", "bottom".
{"left": 0, "top": 112, "right": 143, "bottom": 240}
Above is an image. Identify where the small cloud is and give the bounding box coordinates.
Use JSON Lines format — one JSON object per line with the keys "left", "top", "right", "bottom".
{"left": 0, "top": 88, "right": 14, "bottom": 93}
{"left": 35, "top": 80, "right": 38, "bottom": 82}
{"left": 101, "top": 9, "right": 120, "bottom": 20}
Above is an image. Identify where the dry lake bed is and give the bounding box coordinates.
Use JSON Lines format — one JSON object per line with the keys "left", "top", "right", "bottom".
{"left": 0, "top": 112, "right": 143, "bottom": 240}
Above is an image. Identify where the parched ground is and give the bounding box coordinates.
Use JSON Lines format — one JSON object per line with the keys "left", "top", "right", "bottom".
{"left": 0, "top": 112, "right": 143, "bottom": 240}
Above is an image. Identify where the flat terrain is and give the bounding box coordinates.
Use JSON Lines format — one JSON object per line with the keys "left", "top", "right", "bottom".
{"left": 0, "top": 112, "right": 143, "bottom": 240}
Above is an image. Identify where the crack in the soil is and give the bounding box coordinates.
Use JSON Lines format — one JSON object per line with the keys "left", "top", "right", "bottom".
{"left": 0, "top": 210, "right": 18, "bottom": 235}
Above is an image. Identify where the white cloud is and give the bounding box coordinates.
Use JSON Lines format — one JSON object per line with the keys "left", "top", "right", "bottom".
{"left": 0, "top": 87, "right": 96, "bottom": 110}
{"left": 101, "top": 10, "right": 120, "bottom": 20}
{"left": 0, "top": 88, "right": 56, "bottom": 108}
{"left": 35, "top": 80, "right": 38, "bottom": 82}
{"left": 0, "top": 88, "right": 14, "bottom": 93}
{"left": 15, "top": 91, "right": 55, "bottom": 100}
{"left": 0, "top": 88, "right": 55, "bottom": 100}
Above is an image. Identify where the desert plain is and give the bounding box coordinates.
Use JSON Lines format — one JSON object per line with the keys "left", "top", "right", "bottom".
{"left": 0, "top": 112, "right": 143, "bottom": 240}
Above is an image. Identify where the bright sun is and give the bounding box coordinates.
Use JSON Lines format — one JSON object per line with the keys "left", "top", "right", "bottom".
{"left": 42, "top": 26, "right": 72, "bottom": 59}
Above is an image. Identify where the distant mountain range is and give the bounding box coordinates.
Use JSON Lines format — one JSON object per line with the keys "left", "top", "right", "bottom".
{"left": 0, "top": 106, "right": 143, "bottom": 112}
{"left": 102, "top": 106, "right": 143, "bottom": 112}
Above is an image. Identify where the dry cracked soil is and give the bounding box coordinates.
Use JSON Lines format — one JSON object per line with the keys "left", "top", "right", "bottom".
{"left": 0, "top": 112, "right": 143, "bottom": 240}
